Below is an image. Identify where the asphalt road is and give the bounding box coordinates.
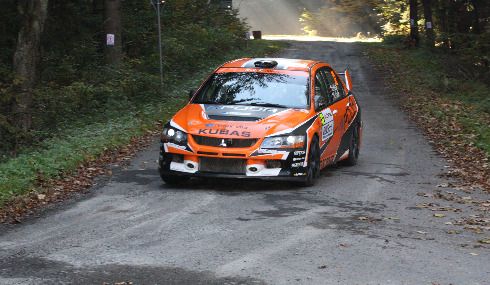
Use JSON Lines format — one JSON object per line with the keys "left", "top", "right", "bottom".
{"left": 1, "top": 40, "right": 489, "bottom": 285}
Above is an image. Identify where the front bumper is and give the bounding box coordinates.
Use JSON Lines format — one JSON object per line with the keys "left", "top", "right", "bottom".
{"left": 158, "top": 169, "right": 307, "bottom": 181}
{"left": 159, "top": 141, "right": 309, "bottom": 180}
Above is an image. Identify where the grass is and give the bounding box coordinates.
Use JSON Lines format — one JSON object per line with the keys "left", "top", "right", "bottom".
{"left": 0, "top": 40, "right": 287, "bottom": 206}
{"left": 363, "top": 42, "right": 490, "bottom": 156}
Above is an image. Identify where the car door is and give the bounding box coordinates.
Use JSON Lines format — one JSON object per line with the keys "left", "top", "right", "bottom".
{"left": 322, "top": 67, "right": 350, "bottom": 158}
{"left": 313, "top": 67, "right": 343, "bottom": 166}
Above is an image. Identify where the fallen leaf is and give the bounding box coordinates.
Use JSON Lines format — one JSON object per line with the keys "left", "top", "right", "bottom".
{"left": 318, "top": 265, "right": 327, "bottom": 269}
{"left": 469, "top": 252, "right": 479, "bottom": 256}
{"left": 478, "top": 239, "right": 490, "bottom": 244}
{"left": 416, "top": 231, "right": 428, "bottom": 234}
{"left": 433, "top": 213, "right": 446, "bottom": 218}
{"left": 37, "top": 194, "right": 46, "bottom": 200}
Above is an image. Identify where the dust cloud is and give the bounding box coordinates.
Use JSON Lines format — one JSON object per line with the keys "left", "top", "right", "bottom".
{"left": 234, "top": 0, "right": 323, "bottom": 35}
{"left": 235, "top": 0, "right": 380, "bottom": 39}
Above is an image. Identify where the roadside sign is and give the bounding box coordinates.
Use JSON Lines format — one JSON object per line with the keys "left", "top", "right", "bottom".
{"left": 106, "top": 34, "right": 115, "bottom": 46}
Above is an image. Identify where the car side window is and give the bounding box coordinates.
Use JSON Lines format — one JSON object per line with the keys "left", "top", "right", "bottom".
{"left": 322, "top": 68, "right": 345, "bottom": 102}
{"left": 333, "top": 71, "right": 346, "bottom": 98}
{"left": 318, "top": 69, "right": 334, "bottom": 103}
{"left": 314, "top": 71, "right": 329, "bottom": 111}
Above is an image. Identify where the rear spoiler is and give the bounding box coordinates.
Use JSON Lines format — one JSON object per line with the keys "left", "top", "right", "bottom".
{"left": 338, "top": 68, "right": 352, "bottom": 92}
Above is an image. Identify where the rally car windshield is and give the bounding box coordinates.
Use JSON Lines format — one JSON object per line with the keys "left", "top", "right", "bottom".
{"left": 192, "top": 72, "right": 309, "bottom": 109}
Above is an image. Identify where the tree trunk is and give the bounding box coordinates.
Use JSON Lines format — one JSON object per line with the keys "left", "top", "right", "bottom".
{"left": 409, "top": 0, "right": 419, "bottom": 46}
{"left": 104, "top": 0, "right": 122, "bottom": 65}
{"left": 12, "top": 0, "right": 49, "bottom": 132}
{"left": 422, "top": 0, "right": 435, "bottom": 47}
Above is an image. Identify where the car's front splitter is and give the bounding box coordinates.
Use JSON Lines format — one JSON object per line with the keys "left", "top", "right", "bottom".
{"left": 159, "top": 169, "right": 307, "bottom": 182}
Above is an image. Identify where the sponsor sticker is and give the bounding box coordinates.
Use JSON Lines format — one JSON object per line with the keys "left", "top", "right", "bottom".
{"left": 208, "top": 105, "right": 279, "bottom": 113}
{"left": 258, "top": 149, "right": 283, "bottom": 154}
{"left": 291, "top": 162, "right": 303, "bottom": 168}
{"left": 319, "top": 108, "right": 334, "bottom": 142}
{"left": 198, "top": 129, "right": 251, "bottom": 137}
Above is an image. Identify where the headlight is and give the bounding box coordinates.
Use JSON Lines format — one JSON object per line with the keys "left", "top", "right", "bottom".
{"left": 162, "top": 127, "right": 187, "bottom": 144}
{"left": 261, "top": 135, "right": 305, "bottom": 149}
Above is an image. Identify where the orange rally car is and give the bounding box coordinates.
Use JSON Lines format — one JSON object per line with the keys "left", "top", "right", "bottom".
{"left": 159, "top": 58, "right": 362, "bottom": 186}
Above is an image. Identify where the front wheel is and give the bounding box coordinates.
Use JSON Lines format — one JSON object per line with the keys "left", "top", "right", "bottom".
{"left": 299, "top": 137, "right": 320, "bottom": 187}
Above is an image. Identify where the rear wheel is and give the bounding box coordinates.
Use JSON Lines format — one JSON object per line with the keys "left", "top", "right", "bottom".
{"left": 300, "top": 137, "right": 320, "bottom": 187}
{"left": 343, "top": 124, "right": 360, "bottom": 166}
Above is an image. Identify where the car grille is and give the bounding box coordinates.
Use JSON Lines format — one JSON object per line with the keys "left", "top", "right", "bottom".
{"left": 199, "top": 158, "right": 246, "bottom": 174}
{"left": 192, "top": 135, "right": 258, "bottom": 148}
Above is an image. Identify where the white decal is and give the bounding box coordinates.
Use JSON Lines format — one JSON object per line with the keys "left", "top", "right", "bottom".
{"left": 166, "top": 142, "right": 187, "bottom": 150}
{"left": 319, "top": 108, "right": 334, "bottom": 142}
{"left": 291, "top": 162, "right": 303, "bottom": 168}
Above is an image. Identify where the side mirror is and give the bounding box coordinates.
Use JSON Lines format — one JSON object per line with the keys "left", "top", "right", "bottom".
{"left": 188, "top": 89, "right": 195, "bottom": 100}
{"left": 314, "top": 95, "right": 327, "bottom": 111}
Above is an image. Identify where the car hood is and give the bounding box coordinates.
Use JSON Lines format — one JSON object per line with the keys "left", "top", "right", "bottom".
{"left": 170, "top": 104, "right": 312, "bottom": 138}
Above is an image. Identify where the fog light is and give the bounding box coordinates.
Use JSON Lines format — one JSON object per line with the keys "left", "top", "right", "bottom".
{"left": 249, "top": 166, "right": 258, "bottom": 172}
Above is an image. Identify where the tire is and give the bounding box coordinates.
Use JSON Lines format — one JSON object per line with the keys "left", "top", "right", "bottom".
{"left": 343, "top": 124, "right": 360, "bottom": 166}
{"left": 160, "top": 173, "right": 190, "bottom": 186}
{"left": 299, "top": 136, "right": 320, "bottom": 187}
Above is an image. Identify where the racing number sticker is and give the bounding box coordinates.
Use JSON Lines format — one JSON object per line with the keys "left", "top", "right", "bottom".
{"left": 319, "top": 108, "right": 334, "bottom": 142}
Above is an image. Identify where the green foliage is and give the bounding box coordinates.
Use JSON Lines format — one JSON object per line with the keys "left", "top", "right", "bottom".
{"left": 375, "top": 0, "right": 410, "bottom": 35}
{"left": 0, "top": 0, "right": 288, "bottom": 203}
{"left": 0, "top": 40, "right": 286, "bottom": 206}
{"left": 0, "top": 0, "right": 19, "bottom": 68}
{"left": 364, "top": 42, "right": 490, "bottom": 156}
{"left": 0, "top": 0, "right": 250, "bottom": 155}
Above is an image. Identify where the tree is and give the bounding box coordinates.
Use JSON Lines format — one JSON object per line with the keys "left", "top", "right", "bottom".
{"left": 409, "top": 0, "right": 419, "bottom": 46}
{"left": 422, "top": 0, "right": 435, "bottom": 47}
{"left": 12, "top": 0, "right": 49, "bottom": 132}
{"left": 104, "top": 0, "right": 122, "bottom": 65}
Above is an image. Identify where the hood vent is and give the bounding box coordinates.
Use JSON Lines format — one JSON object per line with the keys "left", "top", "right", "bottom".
{"left": 208, "top": 115, "right": 261, "bottom": 122}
